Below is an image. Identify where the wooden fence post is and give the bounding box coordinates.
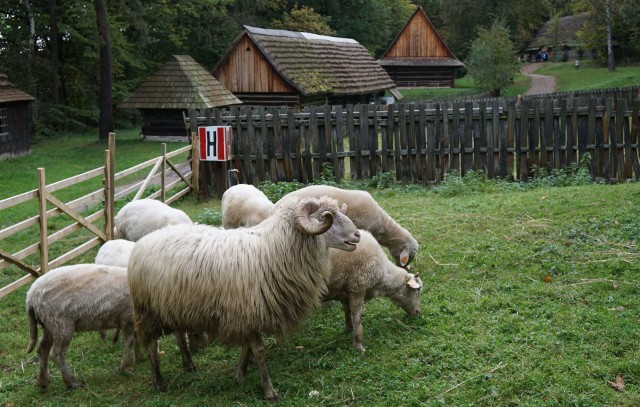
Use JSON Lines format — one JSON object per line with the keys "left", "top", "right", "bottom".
{"left": 191, "top": 132, "right": 200, "bottom": 198}
{"left": 37, "top": 168, "right": 48, "bottom": 275}
{"left": 161, "top": 143, "right": 167, "bottom": 202}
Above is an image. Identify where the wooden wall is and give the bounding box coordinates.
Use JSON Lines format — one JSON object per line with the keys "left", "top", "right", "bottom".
{"left": 383, "top": 66, "right": 455, "bottom": 88}
{"left": 0, "top": 102, "right": 31, "bottom": 159}
{"left": 383, "top": 10, "right": 451, "bottom": 59}
{"left": 214, "top": 34, "right": 297, "bottom": 94}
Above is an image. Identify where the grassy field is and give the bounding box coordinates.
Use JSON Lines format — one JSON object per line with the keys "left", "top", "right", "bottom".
{"left": 2, "top": 163, "right": 640, "bottom": 405}
{"left": 401, "top": 60, "right": 639, "bottom": 101}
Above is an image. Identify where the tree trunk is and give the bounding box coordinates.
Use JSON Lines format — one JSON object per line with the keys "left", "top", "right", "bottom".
{"left": 606, "top": 0, "right": 615, "bottom": 71}
{"left": 94, "top": 0, "right": 113, "bottom": 140}
{"left": 49, "top": 0, "right": 60, "bottom": 103}
{"left": 25, "top": 0, "right": 36, "bottom": 93}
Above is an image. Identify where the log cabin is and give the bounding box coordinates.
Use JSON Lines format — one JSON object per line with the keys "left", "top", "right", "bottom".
{"left": 213, "top": 25, "right": 400, "bottom": 107}
{"left": 378, "top": 6, "right": 464, "bottom": 88}
{"left": 119, "top": 55, "right": 241, "bottom": 141}
{"left": 0, "top": 73, "right": 35, "bottom": 160}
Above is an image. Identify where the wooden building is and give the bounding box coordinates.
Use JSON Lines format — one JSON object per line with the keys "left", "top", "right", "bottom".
{"left": 527, "top": 13, "right": 590, "bottom": 62}
{"left": 213, "top": 25, "right": 400, "bottom": 107}
{"left": 0, "top": 73, "right": 35, "bottom": 160}
{"left": 119, "top": 55, "right": 241, "bottom": 141}
{"left": 378, "top": 6, "right": 464, "bottom": 88}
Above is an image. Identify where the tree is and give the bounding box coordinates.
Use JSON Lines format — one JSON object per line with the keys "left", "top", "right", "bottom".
{"left": 465, "top": 19, "right": 518, "bottom": 97}
{"left": 271, "top": 5, "right": 335, "bottom": 35}
{"left": 94, "top": 0, "right": 113, "bottom": 140}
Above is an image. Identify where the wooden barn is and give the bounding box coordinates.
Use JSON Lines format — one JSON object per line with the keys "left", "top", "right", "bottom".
{"left": 213, "top": 25, "right": 400, "bottom": 107}
{"left": 0, "top": 73, "right": 35, "bottom": 160}
{"left": 378, "top": 6, "right": 464, "bottom": 88}
{"left": 119, "top": 55, "right": 241, "bottom": 141}
{"left": 527, "top": 13, "right": 590, "bottom": 62}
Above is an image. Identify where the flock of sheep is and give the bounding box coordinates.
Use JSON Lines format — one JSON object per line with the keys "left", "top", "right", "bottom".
{"left": 24, "top": 185, "right": 422, "bottom": 401}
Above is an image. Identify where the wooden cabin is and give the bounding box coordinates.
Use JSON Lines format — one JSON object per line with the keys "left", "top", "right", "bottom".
{"left": 378, "top": 6, "right": 464, "bottom": 88}
{"left": 119, "top": 55, "right": 241, "bottom": 141}
{"left": 0, "top": 73, "right": 35, "bottom": 160}
{"left": 527, "top": 13, "right": 590, "bottom": 62}
{"left": 213, "top": 25, "right": 400, "bottom": 107}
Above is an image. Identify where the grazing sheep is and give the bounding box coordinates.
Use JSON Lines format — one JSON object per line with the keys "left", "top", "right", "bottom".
{"left": 128, "top": 196, "right": 361, "bottom": 401}
{"left": 95, "top": 239, "right": 135, "bottom": 268}
{"left": 276, "top": 185, "right": 419, "bottom": 266}
{"left": 25, "top": 264, "right": 141, "bottom": 389}
{"left": 221, "top": 184, "right": 274, "bottom": 228}
{"left": 323, "top": 230, "right": 423, "bottom": 352}
{"left": 114, "top": 198, "right": 192, "bottom": 241}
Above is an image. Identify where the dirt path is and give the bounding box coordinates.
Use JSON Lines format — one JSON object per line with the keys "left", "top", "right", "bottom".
{"left": 520, "top": 64, "right": 556, "bottom": 95}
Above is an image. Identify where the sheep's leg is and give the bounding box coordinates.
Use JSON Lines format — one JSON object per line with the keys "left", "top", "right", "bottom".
{"left": 51, "top": 330, "right": 84, "bottom": 389}
{"left": 176, "top": 330, "right": 196, "bottom": 372}
{"left": 234, "top": 345, "right": 252, "bottom": 385}
{"left": 119, "top": 326, "right": 135, "bottom": 374}
{"left": 339, "top": 299, "right": 353, "bottom": 332}
{"left": 36, "top": 327, "right": 53, "bottom": 388}
{"left": 349, "top": 295, "right": 366, "bottom": 352}
{"left": 248, "top": 333, "right": 279, "bottom": 402}
{"left": 145, "top": 337, "right": 166, "bottom": 391}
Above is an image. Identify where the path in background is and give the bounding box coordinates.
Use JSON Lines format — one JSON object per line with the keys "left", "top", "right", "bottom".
{"left": 521, "top": 64, "right": 556, "bottom": 95}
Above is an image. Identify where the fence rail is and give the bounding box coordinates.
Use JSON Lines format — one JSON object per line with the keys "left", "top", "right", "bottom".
{"left": 192, "top": 90, "right": 640, "bottom": 189}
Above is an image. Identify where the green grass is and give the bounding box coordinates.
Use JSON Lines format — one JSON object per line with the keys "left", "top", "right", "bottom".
{"left": 2, "top": 174, "right": 640, "bottom": 405}
{"left": 533, "top": 61, "right": 640, "bottom": 93}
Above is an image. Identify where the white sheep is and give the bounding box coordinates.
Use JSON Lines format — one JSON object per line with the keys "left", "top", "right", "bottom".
{"left": 221, "top": 184, "right": 274, "bottom": 228}
{"left": 323, "top": 230, "right": 423, "bottom": 352}
{"left": 113, "top": 198, "right": 192, "bottom": 241}
{"left": 276, "top": 185, "right": 419, "bottom": 266}
{"left": 95, "top": 239, "right": 135, "bottom": 268}
{"left": 127, "top": 196, "right": 361, "bottom": 401}
{"left": 25, "top": 264, "right": 141, "bottom": 389}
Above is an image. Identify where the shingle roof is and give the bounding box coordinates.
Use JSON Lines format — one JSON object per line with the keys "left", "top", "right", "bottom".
{"left": 0, "top": 73, "right": 36, "bottom": 104}
{"left": 529, "top": 12, "right": 589, "bottom": 50}
{"left": 238, "top": 25, "right": 396, "bottom": 96}
{"left": 119, "top": 55, "right": 241, "bottom": 109}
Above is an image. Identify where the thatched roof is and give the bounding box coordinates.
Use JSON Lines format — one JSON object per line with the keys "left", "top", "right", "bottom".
{"left": 528, "top": 12, "right": 589, "bottom": 50}
{"left": 378, "top": 6, "right": 464, "bottom": 68}
{"left": 119, "top": 55, "right": 241, "bottom": 109}
{"left": 216, "top": 25, "right": 396, "bottom": 97}
{"left": 0, "top": 73, "right": 36, "bottom": 104}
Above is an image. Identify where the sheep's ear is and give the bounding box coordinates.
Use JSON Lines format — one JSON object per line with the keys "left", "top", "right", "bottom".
{"left": 406, "top": 275, "right": 421, "bottom": 289}
{"left": 399, "top": 248, "right": 410, "bottom": 267}
{"left": 339, "top": 203, "right": 347, "bottom": 215}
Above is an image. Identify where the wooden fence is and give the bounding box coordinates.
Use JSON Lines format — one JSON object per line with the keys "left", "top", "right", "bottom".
{"left": 0, "top": 134, "right": 196, "bottom": 299}
{"left": 192, "top": 89, "right": 640, "bottom": 191}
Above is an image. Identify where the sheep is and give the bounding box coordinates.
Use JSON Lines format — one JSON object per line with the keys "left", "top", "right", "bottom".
{"left": 25, "top": 264, "right": 141, "bottom": 389}
{"left": 95, "top": 239, "right": 135, "bottom": 268}
{"left": 221, "top": 184, "right": 274, "bottom": 228}
{"left": 323, "top": 230, "right": 423, "bottom": 352}
{"left": 276, "top": 185, "right": 419, "bottom": 266}
{"left": 127, "top": 195, "right": 361, "bottom": 401}
{"left": 113, "top": 198, "right": 192, "bottom": 242}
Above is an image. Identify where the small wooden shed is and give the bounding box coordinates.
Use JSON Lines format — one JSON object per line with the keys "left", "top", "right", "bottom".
{"left": 0, "top": 73, "right": 35, "bottom": 160}
{"left": 527, "top": 13, "right": 590, "bottom": 62}
{"left": 378, "top": 6, "right": 464, "bottom": 88}
{"left": 119, "top": 55, "right": 241, "bottom": 141}
{"left": 213, "top": 25, "right": 400, "bottom": 107}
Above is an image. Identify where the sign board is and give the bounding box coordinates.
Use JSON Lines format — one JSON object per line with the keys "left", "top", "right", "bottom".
{"left": 198, "top": 126, "right": 233, "bottom": 161}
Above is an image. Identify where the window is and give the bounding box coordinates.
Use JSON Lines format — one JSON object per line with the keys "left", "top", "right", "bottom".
{"left": 0, "top": 108, "right": 8, "bottom": 137}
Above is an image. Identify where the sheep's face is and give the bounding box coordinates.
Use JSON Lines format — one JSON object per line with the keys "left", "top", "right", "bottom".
{"left": 320, "top": 203, "right": 360, "bottom": 252}
{"left": 391, "top": 273, "right": 422, "bottom": 315}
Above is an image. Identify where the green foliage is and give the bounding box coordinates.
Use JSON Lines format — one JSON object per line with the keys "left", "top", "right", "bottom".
{"left": 193, "top": 208, "right": 223, "bottom": 226}
{"left": 259, "top": 180, "right": 305, "bottom": 202}
{"left": 465, "top": 19, "right": 519, "bottom": 96}
{"left": 271, "top": 4, "right": 336, "bottom": 35}
{"left": 368, "top": 171, "right": 396, "bottom": 189}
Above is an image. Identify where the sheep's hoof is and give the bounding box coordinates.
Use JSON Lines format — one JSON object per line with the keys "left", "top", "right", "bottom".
{"left": 354, "top": 344, "right": 365, "bottom": 353}
{"left": 37, "top": 376, "right": 51, "bottom": 389}
{"left": 121, "top": 366, "right": 134, "bottom": 375}
{"left": 153, "top": 378, "right": 167, "bottom": 392}
{"left": 265, "top": 391, "right": 281, "bottom": 403}
{"left": 234, "top": 372, "right": 246, "bottom": 385}
{"left": 66, "top": 380, "right": 84, "bottom": 389}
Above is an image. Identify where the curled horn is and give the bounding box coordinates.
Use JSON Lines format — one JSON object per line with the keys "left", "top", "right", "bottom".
{"left": 295, "top": 199, "right": 334, "bottom": 236}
